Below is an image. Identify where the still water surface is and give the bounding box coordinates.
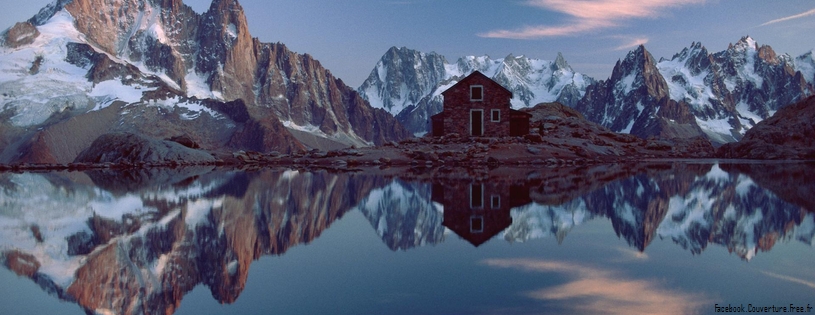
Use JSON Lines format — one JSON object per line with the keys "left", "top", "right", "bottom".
{"left": 1, "top": 162, "right": 813, "bottom": 315}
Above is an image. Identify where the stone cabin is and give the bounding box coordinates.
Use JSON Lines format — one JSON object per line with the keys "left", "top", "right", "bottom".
{"left": 431, "top": 71, "right": 531, "bottom": 137}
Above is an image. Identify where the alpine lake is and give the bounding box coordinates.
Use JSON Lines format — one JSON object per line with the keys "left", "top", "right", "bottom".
{"left": 1, "top": 161, "right": 814, "bottom": 315}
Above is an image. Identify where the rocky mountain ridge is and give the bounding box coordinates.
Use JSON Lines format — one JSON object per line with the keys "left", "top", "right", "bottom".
{"left": 573, "top": 37, "right": 814, "bottom": 145}
{"left": 656, "top": 37, "right": 809, "bottom": 144}
{"left": 0, "top": 0, "right": 408, "bottom": 164}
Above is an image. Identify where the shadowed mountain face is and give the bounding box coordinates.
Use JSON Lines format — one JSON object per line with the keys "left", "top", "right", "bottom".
{"left": 717, "top": 95, "right": 815, "bottom": 159}
{"left": 1, "top": 162, "right": 813, "bottom": 314}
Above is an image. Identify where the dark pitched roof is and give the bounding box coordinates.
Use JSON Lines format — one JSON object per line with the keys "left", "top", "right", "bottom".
{"left": 441, "top": 71, "right": 513, "bottom": 97}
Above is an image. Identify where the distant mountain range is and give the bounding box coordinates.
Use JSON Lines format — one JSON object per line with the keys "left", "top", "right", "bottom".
{"left": 360, "top": 39, "right": 815, "bottom": 144}
{"left": 358, "top": 47, "right": 595, "bottom": 135}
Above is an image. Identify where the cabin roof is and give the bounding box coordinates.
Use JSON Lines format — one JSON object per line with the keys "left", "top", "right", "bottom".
{"left": 441, "top": 71, "right": 513, "bottom": 97}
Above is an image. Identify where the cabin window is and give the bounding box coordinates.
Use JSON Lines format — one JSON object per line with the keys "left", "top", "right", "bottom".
{"left": 470, "top": 85, "right": 483, "bottom": 101}
{"left": 491, "top": 109, "right": 500, "bottom": 122}
{"left": 490, "top": 195, "right": 501, "bottom": 209}
{"left": 470, "top": 215, "right": 484, "bottom": 233}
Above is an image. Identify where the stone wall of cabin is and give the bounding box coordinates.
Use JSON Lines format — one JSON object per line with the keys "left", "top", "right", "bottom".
{"left": 441, "top": 74, "right": 512, "bottom": 137}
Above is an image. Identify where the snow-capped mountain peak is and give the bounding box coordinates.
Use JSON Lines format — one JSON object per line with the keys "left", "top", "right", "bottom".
{"left": 794, "top": 50, "right": 815, "bottom": 85}
{"left": 577, "top": 38, "right": 813, "bottom": 145}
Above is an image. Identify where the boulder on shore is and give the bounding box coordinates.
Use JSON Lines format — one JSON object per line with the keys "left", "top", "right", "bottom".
{"left": 74, "top": 133, "right": 215, "bottom": 164}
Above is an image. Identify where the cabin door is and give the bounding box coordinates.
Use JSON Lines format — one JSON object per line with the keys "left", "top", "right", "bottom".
{"left": 470, "top": 110, "right": 483, "bottom": 136}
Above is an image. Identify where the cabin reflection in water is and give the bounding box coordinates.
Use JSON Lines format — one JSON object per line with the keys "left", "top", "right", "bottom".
{"left": 433, "top": 181, "right": 531, "bottom": 246}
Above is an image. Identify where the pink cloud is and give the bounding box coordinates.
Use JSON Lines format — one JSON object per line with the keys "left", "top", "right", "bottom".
{"left": 613, "top": 37, "right": 650, "bottom": 50}
{"left": 478, "top": 0, "right": 705, "bottom": 39}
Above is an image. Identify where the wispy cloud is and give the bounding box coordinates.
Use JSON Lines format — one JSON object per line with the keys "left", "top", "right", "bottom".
{"left": 482, "top": 258, "right": 710, "bottom": 315}
{"left": 478, "top": 0, "right": 705, "bottom": 39}
{"left": 613, "top": 36, "right": 650, "bottom": 51}
{"left": 760, "top": 8, "right": 815, "bottom": 26}
{"left": 612, "top": 246, "right": 650, "bottom": 259}
{"left": 760, "top": 271, "right": 815, "bottom": 290}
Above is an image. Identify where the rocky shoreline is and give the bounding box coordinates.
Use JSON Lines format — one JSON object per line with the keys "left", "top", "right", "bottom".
{"left": 0, "top": 137, "right": 808, "bottom": 174}
{"left": 2, "top": 96, "right": 812, "bottom": 173}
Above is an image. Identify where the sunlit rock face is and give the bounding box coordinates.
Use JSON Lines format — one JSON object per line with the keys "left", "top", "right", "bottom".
{"left": 577, "top": 46, "right": 672, "bottom": 139}
{"left": 0, "top": 0, "right": 408, "bottom": 164}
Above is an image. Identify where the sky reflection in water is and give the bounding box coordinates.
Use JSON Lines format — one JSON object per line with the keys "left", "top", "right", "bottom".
{"left": 0, "top": 162, "right": 813, "bottom": 315}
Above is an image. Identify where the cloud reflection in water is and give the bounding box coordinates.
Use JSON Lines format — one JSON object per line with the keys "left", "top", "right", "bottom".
{"left": 482, "top": 258, "right": 709, "bottom": 315}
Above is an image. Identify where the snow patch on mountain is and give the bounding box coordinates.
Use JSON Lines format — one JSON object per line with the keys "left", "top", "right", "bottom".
{"left": 183, "top": 70, "right": 216, "bottom": 98}
{"left": 360, "top": 84, "right": 384, "bottom": 110}
{"left": 735, "top": 101, "right": 762, "bottom": 128}
{"left": 696, "top": 117, "right": 735, "bottom": 144}
{"left": 618, "top": 72, "right": 637, "bottom": 94}
{"left": 354, "top": 180, "right": 445, "bottom": 250}
{"left": 0, "top": 171, "right": 229, "bottom": 292}
{"left": 226, "top": 23, "right": 237, "bottom": 40}
{"left": 795, "top": 50, "right": 815, "bottom": 85}
{"left": 88, "top": 80, "right": 150, "bottom": 109}
{"left": 795, "top": 213, "right": 815, "bottom": 246}
{"left": 503, "top": 199, "right": 591, "bottom": 243}
{"left": 659, "top": 60, "right": 714, "bottom": 112}
{"left": 656, "top": 194, "right": 711, "bottom": 252}
{"left": 174, "top": 100, "right": 222, "bottom": 120}
{"left": 0, "top": 12, "right": 94, "bottom": 126}
{"left": 281, "top": 120, "right": 372, "bottom": 148}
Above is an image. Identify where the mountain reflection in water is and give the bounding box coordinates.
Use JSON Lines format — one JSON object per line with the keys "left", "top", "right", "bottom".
{"left": 0, "top": 162, "right": 813, "bottom": 315}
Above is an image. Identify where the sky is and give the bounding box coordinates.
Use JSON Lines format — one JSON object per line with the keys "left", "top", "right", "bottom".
{"left": 2, "top": 0, "right": 814, "bottom": 87}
